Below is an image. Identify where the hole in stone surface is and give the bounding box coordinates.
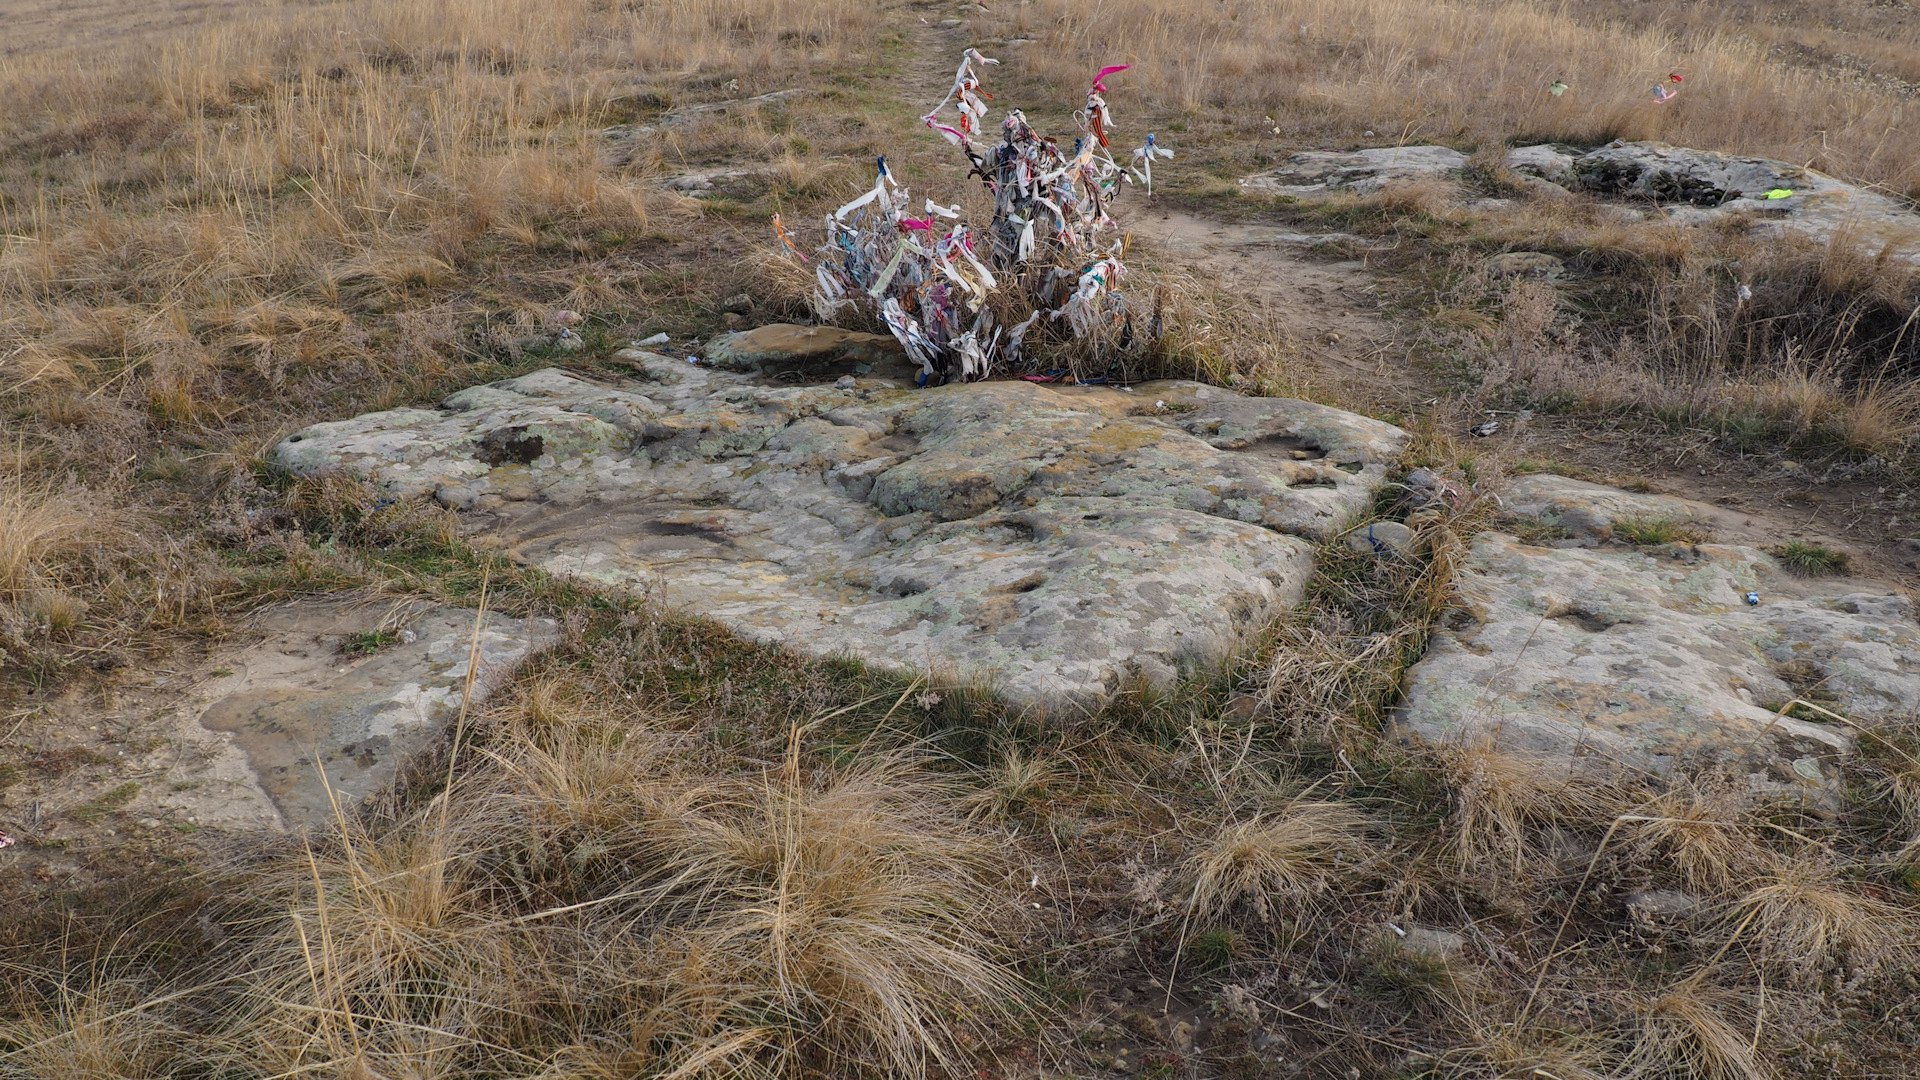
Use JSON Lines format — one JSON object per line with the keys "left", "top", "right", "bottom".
{"left": 476, "top": 426, "right": 545, "bottom": 465}
{"left": 1554, "top": 608, "right": 1617, "bottom": 632}
{"left": 1290, "top": 478, "right": 1338, "bottom": 490}
{"left": 874, "top": 433, "right": 919, "bottom": 454}
{"left": 1773, "top": 658, "right": 1838, "bottom": 701}
{"left": 1005, "top": 572, "right": 1047, "bottom": 593}
{"left": 645, "top": 519, "right": 725, "bottom": 538}
{"left": 1334, "top": 460, "right": 1363, "bottom": 474}
{"left": 884, "top": 576, "right": 930, "bottom": 597}
{"left": 1244, "top": 433, "right": 1326, "bottom": 459}
{"left": 1081, "top": 513, "right": 1103, "bottom": 521}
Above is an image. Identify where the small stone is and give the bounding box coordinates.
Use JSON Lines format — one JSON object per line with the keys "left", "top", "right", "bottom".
{"left": 834, "top": 375, "right": 858, "bottom": 390}
{"left": 1169, "top": 1020, "right": 1195, "bottom": 1053}
{"left": 722, "top": 293, "right": 754, "bottom": 315}
{"left": 703, "top": 323, "right": 913, "bottom": 377}
{"left": 1224, "top": 692, "right": 1264, "bottom": 720}
{"left": 1392, "top": 925, "right": 1466, "bottom": 960}
{"left": 1558, "top": 506, "right": 1612, "bottom": 542}
{"left": 1344, "top": 519, "right": 1415, "bottom": 558}
{"left": 1625, "top": 889, "right": 1701, "bottom": 923}
{"left": 197, "top": 602, "right": 559, "bottom": 827}
{"left": 721, "top": 311, "right": 744, "bottom": 328}
{"left": 1402, "top": 481, "right": 1920, "bottom": 780}
{"left": 1895, "top": 538, "right": 1920, "bottom": 560}
{"left": 1241, "top": 145, "right": 1468, "bottom": 198}
{"left": 553, "top": 328, "right": 585, "bottom": 352}
{"left": 1486, "top": 251, "right": 1566, "bottom": 279}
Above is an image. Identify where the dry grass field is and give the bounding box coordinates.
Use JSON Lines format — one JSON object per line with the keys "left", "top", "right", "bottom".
{"left": 3, "top": 0, "right": 1920, "bottom": 1077}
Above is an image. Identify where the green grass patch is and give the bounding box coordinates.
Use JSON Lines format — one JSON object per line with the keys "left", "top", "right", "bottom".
{"left": 1505, "top": 513, "right": 1571, "bottom": 544}
{"left": 343, "top": 628, "right": 400, "bottom": 655}
{"left": 1613, "top": 515, "right": 1699, "bottom": 545}
{"left": 1770, "top": 540, "right": 1849, "bottom": 576}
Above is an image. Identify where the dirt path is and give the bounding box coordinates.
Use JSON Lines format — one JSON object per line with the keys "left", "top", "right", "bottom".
{"left": 1123, "top": 209, "right": 1415, "bottom": 403}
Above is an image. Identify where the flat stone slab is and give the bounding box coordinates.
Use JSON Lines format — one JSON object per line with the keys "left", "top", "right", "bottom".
{"left": 194, "top": 600, "right": 557, "bottom": 828}
{"left": 702, "top": 323, "right": 915, "bottom": 379}
{"left": 1554, "top": 141, "right": 1920, "bottom": 257}
{"left": 1399, "top": 523, "right": 1920, "bottom": 787}
{"left": 271, "top": 355, "right": 1407, "bottom": 708}
{"left": 1245, "top": 141, "right": 1920, "bottom": 260}
{"left": 1240, "top": 146, "right": 1469, "bottom": 198}
{"left": 1502, "top": 473, "right": 1708, "bottom": 542}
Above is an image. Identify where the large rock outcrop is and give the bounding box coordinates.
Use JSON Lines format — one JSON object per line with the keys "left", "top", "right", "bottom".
{"left": 1399, "top": 477, "right": 1920, "bottom": 789}
{"left": 273, "top": 354, "right": 1408, "bottom": 707}
{"left": 1239, "top": 146, "right": 1470, "bottom": 198}
{"left": 1242, "top": 141, "right": 1920, "bottom": 260}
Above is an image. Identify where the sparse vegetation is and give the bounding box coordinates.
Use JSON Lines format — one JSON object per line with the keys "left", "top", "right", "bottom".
{"left": 1770, "top": 540, "right": 1851, "bottom": 576}
{"left": 341, "top": 627, "right": 399, "bottom": 655}
{"left": 4, "top": 1, "right": 1920, "bottom": 1079}
{"left": 1613, "top": 515, "right": 1703, "bottom": 546}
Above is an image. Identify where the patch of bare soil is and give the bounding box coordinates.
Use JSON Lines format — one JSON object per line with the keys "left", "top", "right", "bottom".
{"left": 1488, "top": 413, "right": 1920, "bottom": 587}
{"left": 1127, "top": 209, "right": 1410, "bottom": 400}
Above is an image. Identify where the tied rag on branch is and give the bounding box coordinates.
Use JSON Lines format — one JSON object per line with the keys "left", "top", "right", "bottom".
{"left": 774, "top": 50, "right": 1173, "bottom": 384}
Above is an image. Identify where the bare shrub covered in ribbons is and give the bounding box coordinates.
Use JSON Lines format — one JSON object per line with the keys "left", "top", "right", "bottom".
{"left": 779, "top": 50, "right": 1170, "bottom": 384}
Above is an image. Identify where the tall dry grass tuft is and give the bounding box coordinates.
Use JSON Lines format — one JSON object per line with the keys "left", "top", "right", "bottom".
{"left": 120, "top": 729, "right": 1024, "bottom": 1080}
{"left": 1623, "top": 779, "right": 1772, "bottom": 895}
{"left": 628, "top": 756, "right": 1019, "bottom": 1080}
{"left": 1623, "top": 982, "right": 1771, "bottom": 1080}
{"left": 1436, "top": 739, "right": 1627, "bottom": 875}
{"left": 1718, "top": 856, "right": 1910, "bottom": 984}
{"left": 1183, "top": 800, "right": 1371, "bottom": 924}
{"left": 963, "top": 749, "right": 1063, "bottom": 822}
{"left": 0, "top": 485, "right": 90, "bottom": 598}
{"left": 0, "top": 976, "right": 210, "bottom": 1080}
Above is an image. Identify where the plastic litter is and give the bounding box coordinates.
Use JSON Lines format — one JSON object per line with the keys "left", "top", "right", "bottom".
{"left": 634, "top": 332, "right": 671, "bottom": 347}
{"left": 1469, "top": 421, "right": 1499, "bottom": 437}
{"left": 0, "top": 832, "right": 14, "bottom": 849}
{"left": 784, "top": 50, "right": 1168, "bottom": 385}
{"left": 1547, "top": 80, "right": 1569, "bottom": 97}
{"left": 1764, "top": 188, "right": 1793, "bottom": 200}
{"left": 1651, "top": 73, "right": 1683, "bottom": 103}
{"left": 1128, "top": 133, "right": 1173, "bottom": 198}
{"left": 1744, "top": 591, "right": 1760, "bottom": 606}
{"left": 1736, "top": 284, "right": 1753, "bottom": 302}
